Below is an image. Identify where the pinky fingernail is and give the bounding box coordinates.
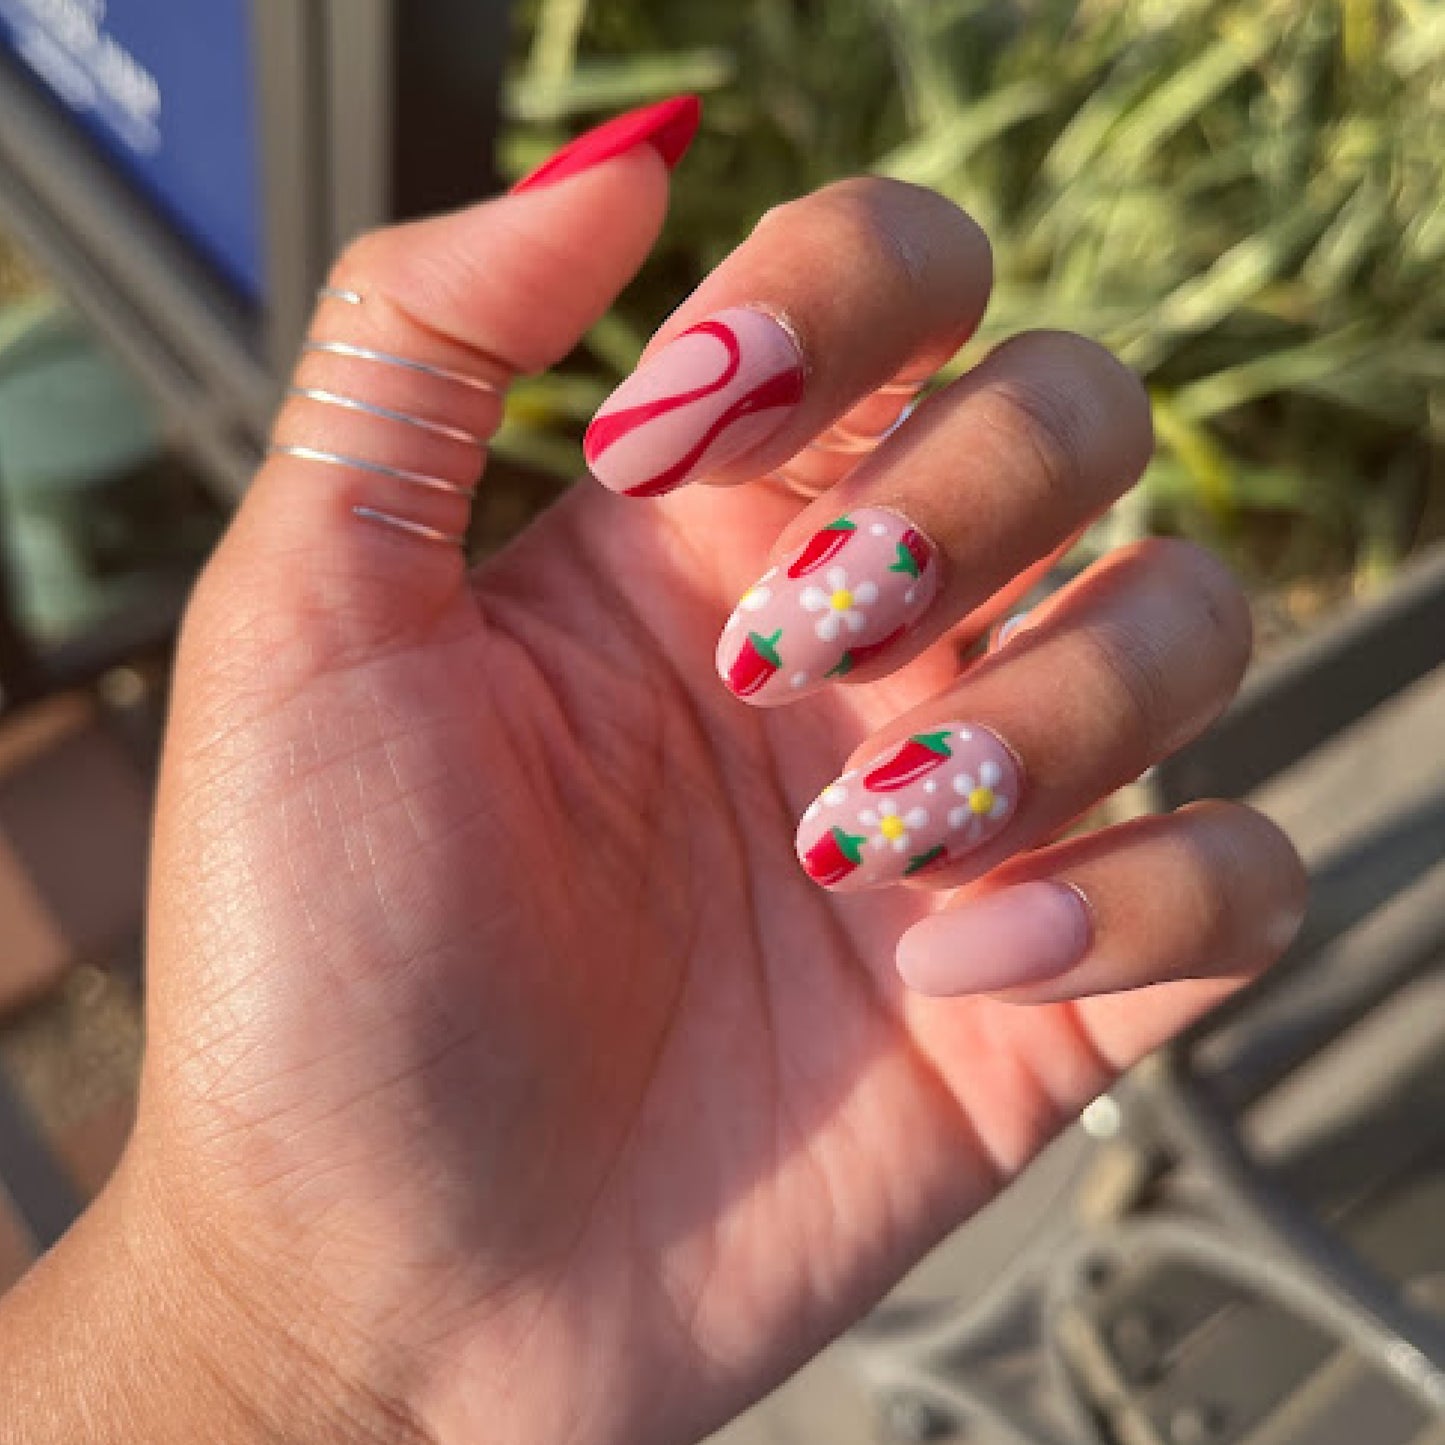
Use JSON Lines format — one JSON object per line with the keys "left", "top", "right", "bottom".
{"left": 896, "top": 881, "right": 1092, "bottom": 996}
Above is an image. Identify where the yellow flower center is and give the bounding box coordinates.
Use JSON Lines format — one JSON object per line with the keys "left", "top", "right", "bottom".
{"left": 879, "top": 814, "right": 907, "bottom": 841}
{"left": 969, "top": 787, "right": 995, "bottom": 816}
{"left": 829, "top": 588, "right": 854, "bottom": 612}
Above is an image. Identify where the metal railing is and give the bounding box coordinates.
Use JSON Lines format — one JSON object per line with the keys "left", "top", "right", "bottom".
{"left": 854, "top": 542, "right": 1445, "bottom": 1445}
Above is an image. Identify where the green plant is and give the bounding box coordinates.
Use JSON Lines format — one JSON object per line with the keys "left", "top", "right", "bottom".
{"left": 500, "top": 0, "right": 1445, "bottom": 598}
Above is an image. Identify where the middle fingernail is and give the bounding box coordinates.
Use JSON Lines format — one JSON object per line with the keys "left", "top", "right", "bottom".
{"left": 796, "top": 724, "right": 1022, "bottom": 891}
{"left": 717, "top": 508, "right": 941, "bottom": 705}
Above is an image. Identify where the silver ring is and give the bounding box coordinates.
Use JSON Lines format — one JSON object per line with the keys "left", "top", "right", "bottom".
{"left": 806, "top": 396, "right": 920, "bottom": 456}
{"left": 353, "top": 506, "right": 466, "bottom": 549}
{"left": 806, "top": 427, "right": 885, "bottom": 456}
{"left": 312, "top": 286, "right": 515, "bottom": 384}
{"left": 269, "top": 445, "right": 474, "bottom": 498}
{"left": 292, "top": 287, "right": 479, "bottom": 551}
{"left": 287, "top": 386, "right": 487, "bottom": 449}
{"left": 879, "top": 376, "right": 927, "bottom": 397}
{"left": 302, "top": 340, "right": 502, "bottom": 396}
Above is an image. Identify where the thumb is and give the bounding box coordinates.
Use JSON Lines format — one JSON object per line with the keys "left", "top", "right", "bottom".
{"left": 192, "top": 98, "right": 697, "bottom": 669}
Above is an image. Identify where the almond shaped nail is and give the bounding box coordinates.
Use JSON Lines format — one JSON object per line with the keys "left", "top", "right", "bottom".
{"left": 796, "top": 725, "right": 1022, "bottom": 892}
{"left": 585, "top": 307, "right": 805, "bottom": 497}
{"left": 717, "top": 508, "right": 941, "bottom": 705}
{"left": 896, "top": 881, "right": 1092, "bottom": 995}
{"left": 511, "top": 95, "right": 701, "bottom": 193}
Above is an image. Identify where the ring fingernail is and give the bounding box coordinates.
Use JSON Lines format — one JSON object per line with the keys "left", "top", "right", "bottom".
{"left": 716, "top": 508, "right": 941, "bottom": 704}
{"left": 585, "top": 306, "right": 805, "bottom": 497}
{"left": 795, "top": 724, "right": 1021, "bottom": 891}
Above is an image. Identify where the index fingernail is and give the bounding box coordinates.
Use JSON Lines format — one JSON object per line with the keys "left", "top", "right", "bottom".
{"left": 584, "top": 307, "right": 805, "bottom": 498}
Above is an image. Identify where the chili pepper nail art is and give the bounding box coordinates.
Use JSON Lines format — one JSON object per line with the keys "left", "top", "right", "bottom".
{"left": 726, "top": 628, "right": 784, "bottom": 698}
{"left": 787, "top": 518, "right": 856, "bottom": 578}
{"left": 800, "top": 825, "right": 869, "bottom": 886}
{"left": 716, "top": 508, "right": 941, "bottom": 705}
{"left": 863, "top": 728, "right": 954, "bottom": 790}
{"left": 796, "top": 725, "right": 1021, "bottom": 892}
{"left": 585, "top": 306, "right": 805, "bottom": 498}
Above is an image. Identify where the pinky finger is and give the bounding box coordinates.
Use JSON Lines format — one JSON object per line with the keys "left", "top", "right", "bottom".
{"left": 896, "top": 801, "right": 1307, "bottom": 1004}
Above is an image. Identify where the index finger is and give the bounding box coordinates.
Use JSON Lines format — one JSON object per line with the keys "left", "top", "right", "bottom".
{"left": 582, "top": 178, "right": 992, "bottom": 498}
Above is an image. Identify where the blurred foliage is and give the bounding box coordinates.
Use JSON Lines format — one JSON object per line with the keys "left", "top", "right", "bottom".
{"left": 0, "top": 235, "right": 42, "bottom": 307}
{"left": 499, "top": 0, "right": 1445, "bottom": 597}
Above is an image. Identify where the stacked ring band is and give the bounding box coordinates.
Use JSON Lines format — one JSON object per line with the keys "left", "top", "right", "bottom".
{"left": 270, "top": 287, "right": 505, "bottom": 549}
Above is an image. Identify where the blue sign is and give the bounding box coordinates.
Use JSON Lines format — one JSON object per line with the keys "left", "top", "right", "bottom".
{"left": 0, "top": 0, "right": 264, "bottom": 302}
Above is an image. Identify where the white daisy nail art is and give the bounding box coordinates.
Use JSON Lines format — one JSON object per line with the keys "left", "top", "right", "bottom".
{"left": 717, "top": 509, "right": 940, "bottom": 705}
{"left": 800, "top": 565, "right": 879, "bottom": 641}
{"left": 796, "top": 725, "right": 1022, "bottom": 891}
{"left": 859, "top": 799, "right": 930, "bottom": 853}
{"left": 946, "top": 759, "right": 1012, "bottom": 841}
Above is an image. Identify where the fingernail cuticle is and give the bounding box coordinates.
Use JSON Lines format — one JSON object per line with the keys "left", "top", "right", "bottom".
{"left": 717, "top": 507, "right": 941, "bottom": 704}
{"left": 795, "top": 724, "right": 1021, "bottom": 891}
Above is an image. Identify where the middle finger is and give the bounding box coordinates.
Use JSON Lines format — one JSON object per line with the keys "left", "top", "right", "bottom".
{"left": 716, "top": 329, "right": 1153, "bottom": 705}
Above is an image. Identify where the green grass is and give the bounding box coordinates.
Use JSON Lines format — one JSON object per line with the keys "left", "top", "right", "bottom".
{"left": 499, "top": 0, "right": 1445, "bottom": 600}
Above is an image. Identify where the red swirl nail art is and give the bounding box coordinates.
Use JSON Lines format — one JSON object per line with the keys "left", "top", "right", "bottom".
{"left": 585, "top": 307, "right": 805, "bottom": 497}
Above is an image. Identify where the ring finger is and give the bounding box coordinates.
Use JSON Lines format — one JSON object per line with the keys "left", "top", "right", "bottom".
{"left": 793, "top": 538, "right": 1252, "bottom": 892}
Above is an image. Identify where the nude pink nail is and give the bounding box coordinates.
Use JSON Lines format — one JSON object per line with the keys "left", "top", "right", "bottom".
{"left": 795, "top": 724, "right": 1023, "bottom": 891}
{"left": 896, "top": 881, "right": 1092, "bottom": 996}
{"left": 717, "top": 508, "right": 941, "bottom": 705}
{"left": 584, "top": 306, "right": 805, "bottom": 497}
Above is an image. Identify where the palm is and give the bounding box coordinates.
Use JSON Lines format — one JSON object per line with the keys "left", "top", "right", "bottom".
{"left": 141, "top": 476, "right": 1203, "bottom": 1442}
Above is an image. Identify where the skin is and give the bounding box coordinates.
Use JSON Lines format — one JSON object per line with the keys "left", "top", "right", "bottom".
{"left": 0, "top": 152, "right": 1304, "bottom": 1445}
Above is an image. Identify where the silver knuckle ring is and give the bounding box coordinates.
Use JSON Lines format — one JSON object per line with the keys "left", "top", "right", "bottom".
{"left": 268, "top": 446, "right": 473, "bottom": 499}
{"left": 271, "top": 285, "right": 508, "bottom": 550}
{"left": 301, "top": 341, "right": 502, "bottom": 397}
{"left": 809, "top": 384, "right": 919, "bottom": 456}
{"left": 285, "top": 386, "right": 488, "bottom": 450}
{"left": 351, "top": 507, "right": 468, "bottom": 549}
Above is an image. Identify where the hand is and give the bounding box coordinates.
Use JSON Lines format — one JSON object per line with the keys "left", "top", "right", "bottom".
{"left": 20, "top": 103, "right": 1306, "bottom": 1445}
